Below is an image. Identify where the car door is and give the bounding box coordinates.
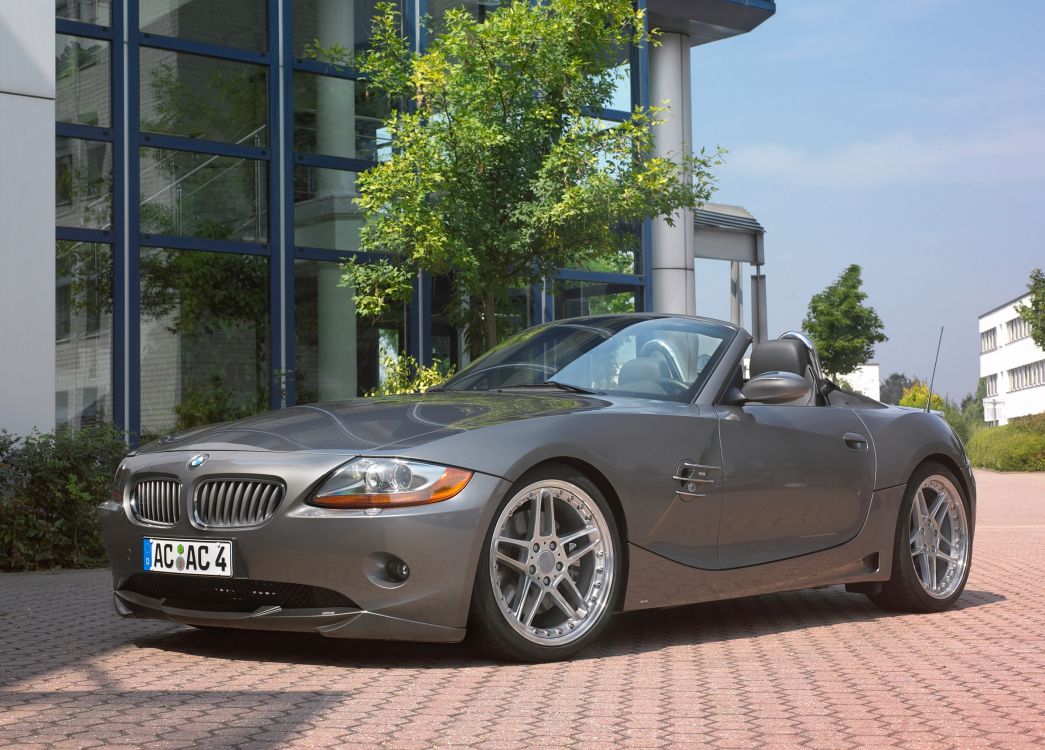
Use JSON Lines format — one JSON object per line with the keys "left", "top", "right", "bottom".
{"left": 715, "top": 402, "right": 876, "bottom": 569}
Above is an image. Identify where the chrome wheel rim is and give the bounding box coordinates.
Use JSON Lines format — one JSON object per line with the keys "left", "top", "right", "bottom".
{"left": 909, "top": 474, "right": 969, "bottom": 599}
{"left": 489, "top": 480, "right": 614, "bottom": 646}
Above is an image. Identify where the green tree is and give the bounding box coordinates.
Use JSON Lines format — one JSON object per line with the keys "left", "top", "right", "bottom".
{"left": 1015, "top": 268, "right": 1045, "bottom": 349}
{"left": 879, "top": 371, "right": 912, "bottom": 405}
{"left": 317, "top": 0, "right": 721, "bottom": 350}
{"left": 960, "top": 378, "right": 987, "bottom": 424}
{"left": 802, "top": 264, "right": 887, "bottom": 377}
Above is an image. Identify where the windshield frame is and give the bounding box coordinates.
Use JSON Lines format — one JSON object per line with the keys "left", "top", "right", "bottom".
{"left": 442, "top": 314, "right": 739, "bottom": 404}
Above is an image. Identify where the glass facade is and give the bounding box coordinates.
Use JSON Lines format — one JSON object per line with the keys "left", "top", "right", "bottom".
{"left": 55, "top": 241, "right": 114, "bottom": 428}
{"left": 54, "top": 1, "right": 649, "bottom": 439}
{"left": 139, "top": 249, "right": 270, "bottom": 434}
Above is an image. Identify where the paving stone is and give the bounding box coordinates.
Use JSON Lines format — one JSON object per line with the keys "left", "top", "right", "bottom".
{"left": 1, "top": 470, "right": 1043, "bottom": 748}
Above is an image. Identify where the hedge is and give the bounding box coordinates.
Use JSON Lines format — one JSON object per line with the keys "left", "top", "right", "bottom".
{"left": 967, "top": 413, "right": 1045, "bottom": 472}
{"left": 0, "top": 424, "right": 128, "bottom": 571}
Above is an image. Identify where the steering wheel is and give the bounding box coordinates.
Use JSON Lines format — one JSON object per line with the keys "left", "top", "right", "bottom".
{"left": 655, "top": 378, "right": 690, "bottom": 398}
{"left": 638, "top": 340, "right": 684, "bottom": 380}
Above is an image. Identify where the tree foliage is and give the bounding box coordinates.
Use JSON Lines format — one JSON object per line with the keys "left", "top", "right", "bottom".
{"left": 899, "top": 381, "right": 945, "bottom": 412}
{"left": 802, "top": 264, "right": 887, "bottom": 377}
{"left": 367, "top": 355, "right": 455, "bottom": 396}
{"left": 1015, "top": 268, "right": 1045, "bottom": 349}
{"left": 317, "top": 0, "right": 722, "bottom": 349}
{"left": 879, "top": 371, "right": 912, "bottom": 406}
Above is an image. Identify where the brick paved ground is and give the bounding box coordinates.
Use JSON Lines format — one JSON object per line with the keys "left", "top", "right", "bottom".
{"left": 2, "top": 470, "right": 1043, "bottom": 749}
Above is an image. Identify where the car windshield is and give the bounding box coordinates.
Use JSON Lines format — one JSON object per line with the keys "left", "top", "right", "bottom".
{"left": 442, "top": 316, "right": 736, "bottom": 402}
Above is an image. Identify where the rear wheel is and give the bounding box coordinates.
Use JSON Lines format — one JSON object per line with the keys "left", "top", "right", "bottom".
{"left": 869, "top": 462, "right": 972, "bottom": 612}
{"left": 468, "top": 465, "right": 621, "bottom": 662}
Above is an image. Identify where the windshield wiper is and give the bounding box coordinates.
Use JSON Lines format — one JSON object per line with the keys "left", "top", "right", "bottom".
{"left": 494, "top": 381, "right": 598, "bottom": 395}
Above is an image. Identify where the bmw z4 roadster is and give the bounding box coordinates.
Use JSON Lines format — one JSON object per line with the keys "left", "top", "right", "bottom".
{"left": 101, "top": 314, "right": 974, "bottom": 662}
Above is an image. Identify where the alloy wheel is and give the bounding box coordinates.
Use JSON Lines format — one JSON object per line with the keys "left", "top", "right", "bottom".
{"left": 908, "top": 474, "right": 970, "bottom": 599}
{"left": 488, "top": 479, "right": 615, "bottom": 646}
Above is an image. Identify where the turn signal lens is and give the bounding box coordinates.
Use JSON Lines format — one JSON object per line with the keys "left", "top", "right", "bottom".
{"left": 311, "top": 458, "right": 473, "bottom": 509}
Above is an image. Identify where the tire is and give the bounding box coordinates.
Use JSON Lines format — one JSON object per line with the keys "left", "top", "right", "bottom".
{"left": 468, "top": 464, "right": 622, "bottom": 662}
{"left": 868, "top": 461, "right": 972, "bottom": 613}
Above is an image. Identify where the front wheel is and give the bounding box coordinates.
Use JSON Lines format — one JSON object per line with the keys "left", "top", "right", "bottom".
{"left": 868, "top": 462, "right": 972, "bottom": 612}
{"left": 468, "top": 466, "right": 621, "bottom": 662}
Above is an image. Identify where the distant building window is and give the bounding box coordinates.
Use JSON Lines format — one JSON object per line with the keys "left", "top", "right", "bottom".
{"left": 980, "top": 328, "right": 997, "bottom": 353}
{"left": 984, "top": 374, "right": 998, "bottom": 398}
{"left": 1009, "top": 360, "right": 1045, "bottom": 392}
{"left": 1006, "top": 316, "right": 1032, "bottom": 343}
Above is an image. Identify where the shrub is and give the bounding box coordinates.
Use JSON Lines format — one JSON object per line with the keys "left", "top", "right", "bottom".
{"left": 0, "top": 424, "right": 128, "bottom": 571}
{"left": 1010, "top": 412, "right": 1045, "bottom": 433}
{"left": 967, "top": 416, "right": 1045, "bottom": 472}
{"left": 368, "top": 354, "right": 455, "bottom": 396}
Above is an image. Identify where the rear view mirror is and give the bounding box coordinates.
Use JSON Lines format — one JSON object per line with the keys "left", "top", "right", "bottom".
{"left": 739, "top": 371, "right": 812, "bottom": 405}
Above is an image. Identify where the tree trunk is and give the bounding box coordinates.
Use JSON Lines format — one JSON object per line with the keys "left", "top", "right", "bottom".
{"left": 483, "top": 290, "right": 497, "bottom": 351}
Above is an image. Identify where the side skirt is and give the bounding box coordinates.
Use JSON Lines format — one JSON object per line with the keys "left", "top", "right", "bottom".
{"left": 622, "top": 485, "right": 904, "bottom": 611}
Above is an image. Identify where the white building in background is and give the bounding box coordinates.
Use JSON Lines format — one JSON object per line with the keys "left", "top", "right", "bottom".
{"left": 979, "top": 294, "right": 1045, "bottom": 426}
{"left": 846, "top": 363, "right": 880, "bottom": 401}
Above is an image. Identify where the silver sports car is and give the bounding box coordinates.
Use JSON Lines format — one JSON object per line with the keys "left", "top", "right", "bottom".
{"left": 100, "top": 314, "right": 975, "bottom": 661}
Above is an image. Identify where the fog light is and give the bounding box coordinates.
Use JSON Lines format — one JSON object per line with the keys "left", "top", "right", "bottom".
{"left": 386, "top": 558, "right": 410, "bottom": 582}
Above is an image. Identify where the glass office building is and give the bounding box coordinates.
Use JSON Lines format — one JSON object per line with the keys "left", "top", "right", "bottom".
{"left": 0, "top": 1, "right": 774, "bottom": 438}
{"left": 53, "top": 0, "right": 662, "bottom": 438}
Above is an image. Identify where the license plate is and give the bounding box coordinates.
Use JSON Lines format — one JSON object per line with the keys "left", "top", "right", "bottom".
{"left": 143, "top": 538, "right": 233, "bottom": 577}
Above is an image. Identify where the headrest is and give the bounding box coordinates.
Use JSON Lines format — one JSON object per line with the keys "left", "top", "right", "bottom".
{"left": 618, "top": 357, "right": 667, "bottom": 384}
{"left": 750, "top": 339, "right": 813, "bottom": 379}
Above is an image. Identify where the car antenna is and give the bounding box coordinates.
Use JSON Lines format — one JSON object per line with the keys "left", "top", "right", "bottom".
{"left": 925, "top": 326, "right": 944, "bottom": 413}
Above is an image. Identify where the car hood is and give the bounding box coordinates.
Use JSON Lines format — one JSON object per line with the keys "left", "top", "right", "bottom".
{"left": 138, "top": 391, "right": 609, "bottom": 455}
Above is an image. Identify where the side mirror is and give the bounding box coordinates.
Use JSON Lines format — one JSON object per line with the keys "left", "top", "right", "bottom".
{"left": 739, "top": 371, "right": 812, "bottom": 405}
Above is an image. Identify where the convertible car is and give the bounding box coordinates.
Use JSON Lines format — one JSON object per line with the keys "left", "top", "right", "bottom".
{"left": 100, "top": 313, "right": 974, "bottom": 661}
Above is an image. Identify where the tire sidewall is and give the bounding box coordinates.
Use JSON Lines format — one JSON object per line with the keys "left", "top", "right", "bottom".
{"left": 470, "top": 464, "right": 622, "bottom": 662}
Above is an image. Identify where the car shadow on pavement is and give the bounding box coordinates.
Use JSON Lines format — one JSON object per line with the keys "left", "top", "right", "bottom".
{"left": 136, "top": 585, "right": 1005, "bottom": 668}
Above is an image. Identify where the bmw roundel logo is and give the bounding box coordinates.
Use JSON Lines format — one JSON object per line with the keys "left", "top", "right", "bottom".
{"left": 187, "top": 454, "right": 209, "bottom": 470}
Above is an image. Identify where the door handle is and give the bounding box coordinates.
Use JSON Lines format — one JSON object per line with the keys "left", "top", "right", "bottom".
{"left": 843, "top": 432, "right": 868, "bottom": 451}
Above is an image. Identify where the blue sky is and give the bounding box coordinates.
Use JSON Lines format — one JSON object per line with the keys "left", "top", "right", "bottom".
{"left": 689, "top": 0, "right": 1045, "bottom": 399}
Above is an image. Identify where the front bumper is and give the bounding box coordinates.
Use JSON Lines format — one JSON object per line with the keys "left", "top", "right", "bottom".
{"left": 100, "top": 450, "right": 511, "bottom": 642}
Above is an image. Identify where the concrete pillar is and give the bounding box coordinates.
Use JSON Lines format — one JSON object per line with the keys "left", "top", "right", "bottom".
{"left": 730, "top": 261, "right": 743, "bottom": 327}
{"left": 317, "top": 263, "right": 357, "bottom": 399}
{"left": 0, "top": 3, "right": 56, "bottom": 433}
{"left": 750, "top": 271, "right": 768, "bottom": 342}
{"left": 649, "top": 32, "right": 694, "bottom": 315}
{"left": 317, "top": 0, "right": 357, "bottom": 186}
{"left": 312, "top": 0, "right": 358, "bottom": 399}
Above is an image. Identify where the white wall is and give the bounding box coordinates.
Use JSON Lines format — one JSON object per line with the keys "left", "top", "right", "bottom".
{"left": 845, "top": 363, "right": 880, "bottom": 401}
{"left": 979, "top": 295, "right": 1045, "bottom": 425}
{"left": 0, "top": 2, "right": 56, "bottom": 435}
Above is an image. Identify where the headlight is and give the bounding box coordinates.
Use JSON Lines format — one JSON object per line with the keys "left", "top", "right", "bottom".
{"left": 310, "top": 458, "right": 472, "bottom": 509}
